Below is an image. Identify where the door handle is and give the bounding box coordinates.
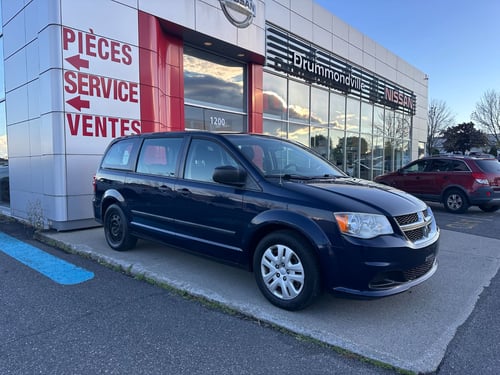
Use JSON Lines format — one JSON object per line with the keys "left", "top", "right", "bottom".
{"left": 177, "top": 188, "right": 191, "bottom": 196}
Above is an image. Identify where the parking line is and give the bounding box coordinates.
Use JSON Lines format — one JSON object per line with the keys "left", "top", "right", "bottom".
{"left": 0, "top": 232, "right": 94, "bottom": 285}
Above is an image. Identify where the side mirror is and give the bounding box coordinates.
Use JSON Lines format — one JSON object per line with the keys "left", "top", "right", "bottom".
{"left": 213, "top": 166, "right": 247, "bottom": 187}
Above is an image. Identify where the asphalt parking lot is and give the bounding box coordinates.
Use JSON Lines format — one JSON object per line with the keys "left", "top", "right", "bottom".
{"left": 38, "top": 212, "right": 500, "bottom": 374}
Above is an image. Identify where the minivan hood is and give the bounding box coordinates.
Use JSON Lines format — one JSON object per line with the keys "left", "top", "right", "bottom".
{"left": 286, "top": 177, "right": 427, "bottom": 216}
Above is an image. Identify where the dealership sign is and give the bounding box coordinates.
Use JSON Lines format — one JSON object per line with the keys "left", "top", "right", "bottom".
{"left": 266, "top": 26, "right": 416, "bottom": 114}
{"left": 219, "top": 0, "right": 256, "bottom": 28}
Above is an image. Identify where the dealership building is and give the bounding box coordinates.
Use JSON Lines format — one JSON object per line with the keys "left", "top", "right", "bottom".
{"left": 0, "top": 0, "right": 429, "bottom": 230}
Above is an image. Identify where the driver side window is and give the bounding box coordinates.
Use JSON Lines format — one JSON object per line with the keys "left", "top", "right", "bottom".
{"left": 184, "top": 139, "right": 238, "bottom": 182}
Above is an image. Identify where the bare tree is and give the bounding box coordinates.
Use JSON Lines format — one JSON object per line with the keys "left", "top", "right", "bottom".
{"left": 427, "top": 99, "right": 454, "bottom": 155}
{"left": 471, "top": 89, "right": 500, "bottom": 145}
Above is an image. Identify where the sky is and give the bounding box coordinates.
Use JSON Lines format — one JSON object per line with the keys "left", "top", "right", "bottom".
{"left": 314, "top": 0, "right": 500, "bottom": 125}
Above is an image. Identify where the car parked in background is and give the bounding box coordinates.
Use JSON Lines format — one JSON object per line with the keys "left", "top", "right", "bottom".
{"left": 93, "top": 132, "right": 439, "bottom": 310}
{"left": 375, "top": 155, "right": 500, "bottom": 213}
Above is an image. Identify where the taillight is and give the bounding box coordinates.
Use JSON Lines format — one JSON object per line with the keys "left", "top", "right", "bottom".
{"left": 92, "top": 175, "right": 97, "bottom": 193}
{"left": 472, "top": 172, "right": 489, "bottom": 185}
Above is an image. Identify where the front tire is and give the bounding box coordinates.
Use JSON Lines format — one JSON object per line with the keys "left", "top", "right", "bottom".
{"left": 103, "top": 204, "right": 137, "bottom": 251}
{"left": 253, "top": 230, "right": 321, "bottom": 311}
{"left": 443, "top": 189, "right": 469, "bottom": 214}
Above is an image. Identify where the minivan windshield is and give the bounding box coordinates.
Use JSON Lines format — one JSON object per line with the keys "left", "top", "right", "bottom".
{"left": 226, "top": 135, "right": 346, "bottom": 179}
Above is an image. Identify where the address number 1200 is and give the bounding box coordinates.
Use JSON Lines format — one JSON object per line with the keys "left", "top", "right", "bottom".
{"left": 209, "top": 116, "right": 226, "bottom": 128}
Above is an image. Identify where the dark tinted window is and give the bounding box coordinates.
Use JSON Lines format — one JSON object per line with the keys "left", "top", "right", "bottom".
{"left": 475, "top": 159, "right": 500, "bottom": 173}
{"left": 101, "top": 138, "right": 141, "bottom": 171}
{"left": 137, "top": 138, "right": 182, "bottom": 176}
{"left": 448, "top": 160, "right": 469, "bottom": 172}
{"left": 429, "top": 159, "right": 451, "bottom": 172}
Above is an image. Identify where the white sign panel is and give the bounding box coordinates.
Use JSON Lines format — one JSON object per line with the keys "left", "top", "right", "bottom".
{"left": 61, "top": 0, "right": 141, "bottom": 152}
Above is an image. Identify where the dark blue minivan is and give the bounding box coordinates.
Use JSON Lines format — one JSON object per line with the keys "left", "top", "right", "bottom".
{"left": 93, "top": 132, "right": 439, "bottom": 310}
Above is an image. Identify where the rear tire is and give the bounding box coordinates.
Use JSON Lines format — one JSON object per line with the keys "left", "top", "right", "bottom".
{"left": 478, "top": 204, "right": 500, "bottom": 213}
{"left": 103, "top": 204, "right": 137, "bottom": 251}
{"left": 443, "top": 189, "right": 469, "bottom": 214}
{"left": 253, "top": 230, "right": 321, "bottom": 311}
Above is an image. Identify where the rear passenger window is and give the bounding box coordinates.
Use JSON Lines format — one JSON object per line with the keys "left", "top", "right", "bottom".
{"left": 429, "top": 159, "right": 451, "bottom": 172}
{"left": 449, "top": 160, "right": 469, "bottom": 172}
{"left": 137, "top": 138, "right": 182, "bottom": 176}
{"left": 101, "top": 138, "right": 141, "bottom": 171}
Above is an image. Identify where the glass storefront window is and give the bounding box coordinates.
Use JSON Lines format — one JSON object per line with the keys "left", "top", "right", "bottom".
{"left": 346, "top": 97, "right": 360, "bottom": 133}
{"left": 184, "top": 106, "right": 246, "bottom": 132}
{"left": 372, "top": 130, "right": 384, "bottom": 178}
{"left": 288, "top": 123, "right": 309, "bottom": 146}
{"left": 384, "top": 138, "right": 395, "bottom": 173}
{"left": 310, "top": 126, "right": 329, "bottom": 159}
{"left": 385, "top": 110, "right": 395, "bottom": 138}
{"left": 330, "top": 92, "right": 345, "bottom": 131}
{"left": 310, "top": 87, "right": 328, "bottom": 125}
{"left": 288, "top": 80, "right": 309, "bottom": 123}
{"left": 330, "top": 129, "right": 345, "bottom": 168}
{"left": 418, "top": 142, "right": 425, "bottom": 158}
{"left": 0, "top": 33, "right": 8, "bottom": 205}
{"left": 358, "top": 133, "right": 373, "bottom": 179}
{"left": 263, "top": 118, "right": 287, "bottom": 138}
{"left": 262, "top": 69, "right": 414, "bottom": 180}
{"left": 184, "top": 46, "right": 245, "bottom": 112}
{"left": 360, "top": 101, "right": 373, "bottom": 134}
{"left": 263, "top": 72, "right": 287, "bottom": 120}
{"left": 183, "top": 46, "right": 246, "bottom": 133}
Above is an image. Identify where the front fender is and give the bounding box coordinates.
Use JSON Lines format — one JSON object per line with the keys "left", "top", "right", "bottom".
{"left": 247, "top": 209, "right": 332, "bottom": 254}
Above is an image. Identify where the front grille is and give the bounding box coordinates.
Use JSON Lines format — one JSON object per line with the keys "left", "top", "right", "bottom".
{"left": 405, "top": 227, "right": 425, "bottom": 242}
{"left": 394, "top": 208, "right": 435, "bottom": 244}
{"left": 403, "top": 255, "right": 435, "bottom": 280}
{"left": 395, "top": 212, "right": 418, "bottom": 226}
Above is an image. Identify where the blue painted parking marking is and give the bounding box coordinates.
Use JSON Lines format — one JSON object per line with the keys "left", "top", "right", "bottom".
{"left": 0, "top": 232, "right": 94, "bottom": 285}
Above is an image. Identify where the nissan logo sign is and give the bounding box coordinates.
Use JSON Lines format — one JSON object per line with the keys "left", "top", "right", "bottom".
{"left": 219, "top": 0, "right": 256, "bottom": 28}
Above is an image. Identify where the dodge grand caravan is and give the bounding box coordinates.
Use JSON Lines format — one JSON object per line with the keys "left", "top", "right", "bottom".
{"left": 93, "top": 132, "right": 439, "bottom": 310}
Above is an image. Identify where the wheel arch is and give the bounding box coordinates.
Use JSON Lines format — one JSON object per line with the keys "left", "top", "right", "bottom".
{"left": 244, "top": 210, "right": 332, "bottom": 272}
{"left": 100, "top": 189, "right": 126, "bottom": 219}
{"left": 441, "top": 185, "right": 470, "bottom": 204}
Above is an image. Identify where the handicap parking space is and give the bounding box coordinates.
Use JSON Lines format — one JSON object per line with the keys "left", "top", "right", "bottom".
{"left": 40, "top": 227, "right": 500, "bottom": 373}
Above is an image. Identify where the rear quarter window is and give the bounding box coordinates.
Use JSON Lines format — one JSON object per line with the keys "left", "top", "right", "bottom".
{"left": 137, "top": 138, "right": 182, "bottom": 176}
{"left": 475, "top": 159, "right": 500, "bottom": 173}
{"left": 101, "top": 138, "right": 141, "bottom": 171}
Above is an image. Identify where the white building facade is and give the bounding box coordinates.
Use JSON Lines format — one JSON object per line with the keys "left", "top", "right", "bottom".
{"left": 0, "top": 0, "right": 429, "bottom": 230}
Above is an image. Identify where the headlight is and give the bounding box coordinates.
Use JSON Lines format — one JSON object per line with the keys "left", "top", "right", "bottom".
{"left": 334, "top": 212, "right": 393, "bottom": 239}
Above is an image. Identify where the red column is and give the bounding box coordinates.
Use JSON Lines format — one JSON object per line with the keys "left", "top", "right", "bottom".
{"left": 248, "top": 63, "right": 263, "bottom": 134}
{"left": 138, "top": 12, "right": 184, "bottom": 133}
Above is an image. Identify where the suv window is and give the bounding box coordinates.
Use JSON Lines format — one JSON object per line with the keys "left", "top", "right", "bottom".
{"left": 429, "top": 159, "right": 451, "bottom": 172}
{"left": 184, "top": 139, "right": 238, "bottom": 182}
{"left": 101, "top": 138, "right": 141, "bottom": 171}
{"left": 448, "top": 160, "right": 469, "bottom": 172}
{"left": 403, "top": 159, "right": 430, "bottom": 173}
{"left": 475, "top": 159, "right": 500, "bottom": 173}
{"left": 137, "top": 138, "right": 182, "bottom": 176}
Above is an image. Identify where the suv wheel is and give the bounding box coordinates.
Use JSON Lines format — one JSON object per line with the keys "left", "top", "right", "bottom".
{"left": 253, "top": 230, "right": 320, "bottom": 311}
{"left": 443, "top": 189, "right": 469, "bottom": 214}
{"left": 104, "top": 204, "right": 138, "bottom": 251}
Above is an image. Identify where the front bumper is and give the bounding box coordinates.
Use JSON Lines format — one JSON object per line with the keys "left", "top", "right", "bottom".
{"left": 326, "top": 227, "right": 440, "bottom": 298}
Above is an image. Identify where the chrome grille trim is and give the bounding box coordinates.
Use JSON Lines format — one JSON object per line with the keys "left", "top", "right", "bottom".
{"left": 394, "top": 208, "right": 437, "bottom": 245}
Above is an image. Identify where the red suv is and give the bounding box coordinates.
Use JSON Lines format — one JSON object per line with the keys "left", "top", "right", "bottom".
{"left": 374, "top": 155, "right": 500, "bottom": 213}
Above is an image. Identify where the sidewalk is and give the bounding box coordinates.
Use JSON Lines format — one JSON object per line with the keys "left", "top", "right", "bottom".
{"left": 39, "top": 227, "right": 500, "bottom": 373}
